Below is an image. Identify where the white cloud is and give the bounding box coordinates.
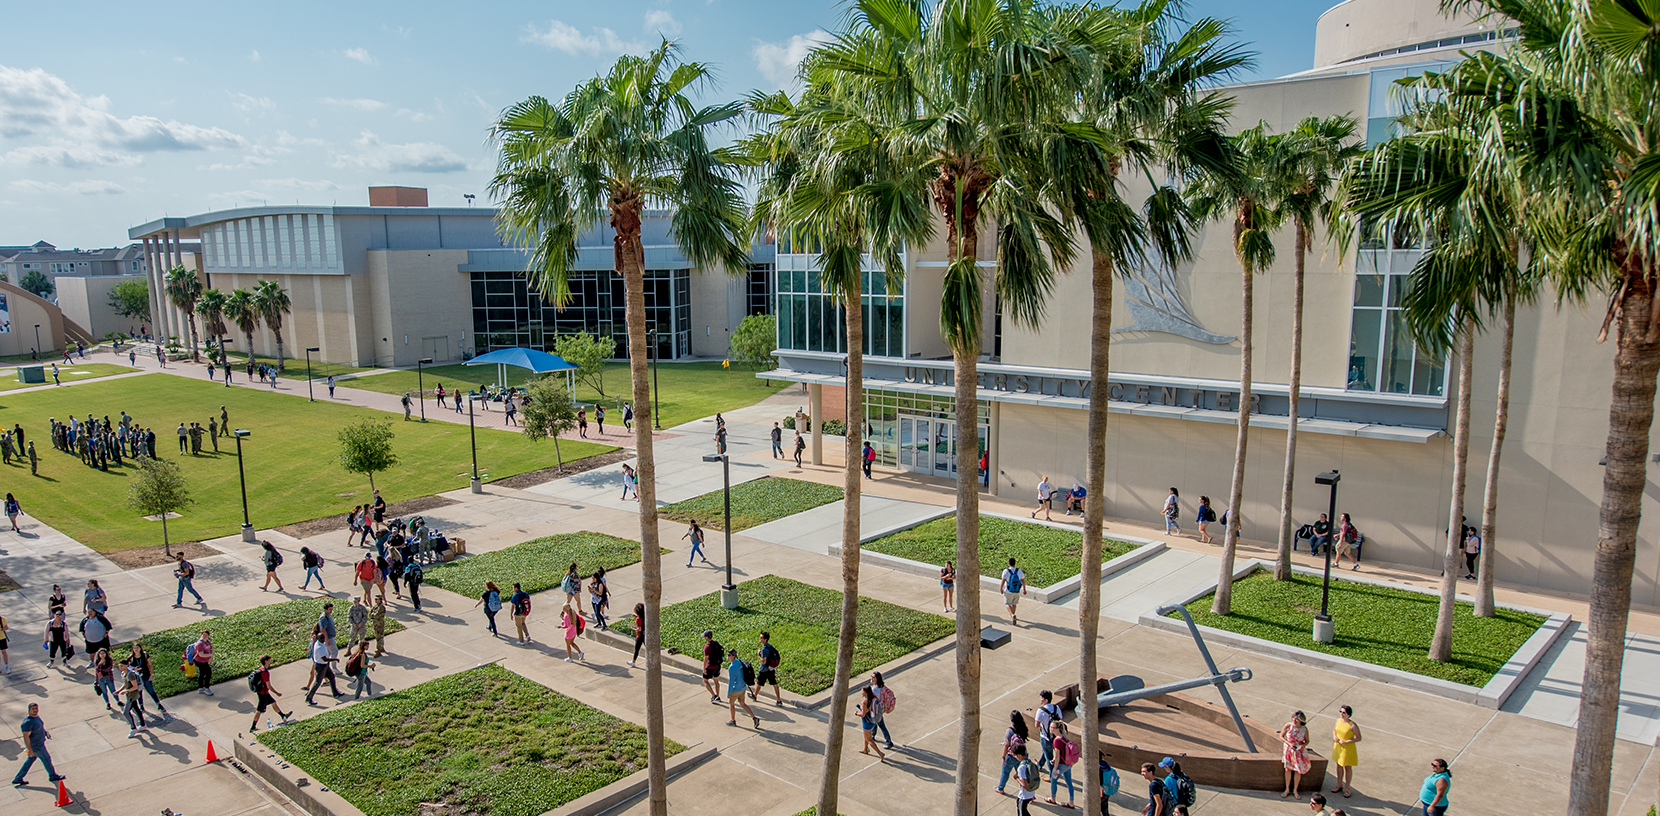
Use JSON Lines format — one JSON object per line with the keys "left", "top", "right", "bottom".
{"left": 344, "top": 47, "right": 376, "bottom": 65}
{"left": 252, "top": 178, "right": 342, "bottom": 192}
{"left": 395, "top": 108, "right": 433, "bottom": 123}
{"left": 201, "top": 154, "right": 279, "bottom": 171}
{"left": 8, "top": 179, "right": 127, "bottom": 195}
{"left": 331, "top": 130, "right": 468, "bottom": 174}
{"left": 230, "top": 92, "right": 275, "bottom": 114}
{"left": 524, "top": 20, "right": 645, "bottom": 56}
{"left": 0, "top": 64, "right": 246, "bottom": 167}
{"left": 249, "top": 50, "right": 261, "bottom": 61}
{"left": 320, "top": 97, "right": 389, "bottom": 112}
{"left": 753, "top": 30, "right": 833, "bottom": 88}
{"left": 644, "top": 9, "right": 681, "bottom": 37}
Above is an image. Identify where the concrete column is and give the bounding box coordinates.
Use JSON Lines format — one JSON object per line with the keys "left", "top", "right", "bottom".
{"left": 808, "top": 382, "right": 823, "bottom": 466}
{"left": 988, "top": 400, "right": 1001, "bottom": 497}
{"left": 144, "top": 238, "right": 163, "bottom": 340}
{"left": 167, "top": 230, "right": 183, "bottom": 341}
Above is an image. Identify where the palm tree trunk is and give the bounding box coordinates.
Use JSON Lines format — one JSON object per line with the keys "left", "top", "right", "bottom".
{"left": 245, "top": 332, "right": 255, "bottom": 365}
{"left": 1429, "top": 320, "right": 1475, "bottom": 662}
{"left": 1475, "top": 292, "right": 1514, "bottom": 617}
{"left": 187, "top": 312, "right": 201, "bottom": 363}
{"left": 1213, "top": 247, "right": 1254, "bottom": 616}
{"left": 617, "top": 205, "right": 669, "bottom": 816}
{"left": 1078, "top": 248, "right": 1113, "bottom": 807}
{"left": 1275, "top": 225, "right": 1308, "bottom": 581}
{"left": 949, "top": 228, "right": 983, "bottom": 816}
{"left": 1568, "top": 262, "right": 1660, "bottom": 816}
{"left": 817, "top": 288, "right": 864, "bottom": 816}
{"left": 274, "top": 327, "right": 286, "bottom": 371}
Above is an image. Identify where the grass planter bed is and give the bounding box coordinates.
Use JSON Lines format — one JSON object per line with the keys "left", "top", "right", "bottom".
{"left": 2, "top": 363, "right": 137, "bottom": 391}
{"left": 659, "top": 477, "right": 842, "bottom": 532}
{"left": 0, "top": 374, "right": 615, "bottom": 552}
{"left": 115, "top": 598, "right": 406, "bottom": 699}
{"left": 258, "top": 664, "right": 682, "bottom": 816}
{"left": 1174, "top": 571, "right": 1548, "bottom": 687}
{"left": 423, "top": 531, "right": 657, "bottom": 599}
{"left": 615, "top": 574, "right": 952, "bottom": 695}
{"left": 863, "top": 515, "right": 1137, "bottom": 588}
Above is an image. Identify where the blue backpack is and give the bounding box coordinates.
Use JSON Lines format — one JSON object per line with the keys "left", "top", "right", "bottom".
{"left": 1005, "top": 568, "right": 1024, "bottom": 593}
{"left": 1101, "top": 761, "right": 1120, "bottom": 797}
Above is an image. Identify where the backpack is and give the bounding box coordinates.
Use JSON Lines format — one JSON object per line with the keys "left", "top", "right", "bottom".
{"left": 344, "top": 652, "right": 364, "bottom": 678}
{"left": 739, "top": 659, "right": 755, "bottom": 687}
{"left": 404, "top": 563, "right": 423, "bottom": 585}
{"left": 486, "top": 590, "right": 501, "bottom": 612}
{"left": 184, "top": 643, "right": 196, "bottom": 663}
{"left": 1172, "top": 772, "right": 1196, "bottom": 807}
{"left": 761, "top": 643, "right": 781, "bottom": 669}
{"left": 1005, "top": 568, "right": 1024, "bottom": 594}
{"left": 1100, "top": 761, "right": 1120, "bottom": 797}
{"left": 247, "top": 669, "right": 262, "bottom": 694}
{"left": 706, "top": 640, "right": 725, "bottom": 668}
{"left": 270, "top": 550, "right": 284, "bottom": 567}
{"left": 515, "top": 595, "right": 531, "bottom": 616}
{"left": 574, "top": 612, "right": 586, "bottom": 634}
{"left": 1018, "top": 759, "right": 1040, "bottom": 792}
{"left": 1057, "top": 735, "right": 1080, "bottom": 766}
{"left": 562, "top": 574, "right": 579, "bottom": 595}
{"left": 878, "top": 686, "right": 896, "bottom": 714}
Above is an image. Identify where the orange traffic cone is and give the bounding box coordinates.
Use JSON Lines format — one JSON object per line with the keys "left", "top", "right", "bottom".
{"left": 203, "top": 740, "right": 221, "bottom": 763}
{"left": 53, "top": 779, "right": 71, "bottom": 807}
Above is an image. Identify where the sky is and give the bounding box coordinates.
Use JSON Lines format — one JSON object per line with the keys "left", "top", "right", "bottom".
{"left": 0, "top": 0, "right": 1335, "bottom": 249}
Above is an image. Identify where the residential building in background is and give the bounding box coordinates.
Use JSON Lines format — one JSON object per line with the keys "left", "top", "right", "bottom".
{"left": 0, "top": 242, "right": 157, "bottom": 288}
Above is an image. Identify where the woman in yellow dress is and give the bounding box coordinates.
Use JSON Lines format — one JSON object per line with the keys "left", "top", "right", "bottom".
{"left": 1330, "top": 705, "right": 1362, "bottom": 797}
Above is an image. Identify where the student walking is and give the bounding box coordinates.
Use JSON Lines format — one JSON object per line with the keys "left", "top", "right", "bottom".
{"left": 1163, "top": 487, "right": 1182, "bottom": 535}
{"left": 1418, "top": 759, "right": 1451, "bottom": 816}
{"left": 125, "top": 644, "right": 170, "bottom": 721}
{"left": 1157, "top": 757, "right": 1195, "bottom": 813}
{"left": 303, "top": 630, "right": 342, "bottom": 704}
{"left": 1330, "top": 706, "right": 1362, "bottom": 798}
{"left": 588, "top": 567, "right": 610, "bottom": 630}
{"left": 622, "top": 402, "right": 633, "bottom": 429}
{"left": 355, "top": 554, "right": 378, "bottom": 605}
{"left": 119, "top": 665, "right": 150, "bottom": 737}
{"left": 1034, "top": 690, "right": 1062, "bottom": 774}
{"left": 403, "top": 560, "right": 424, "bottom": 611}
{"left": 771, "top": 422, "right": 783, "bottom": 458}
{"left": 248, "top": 655, "right": 291, "bottom": 732}
{"left": 83, "top": 579, "right": 108, "bottom": 615}
{"left": 510, "top": 583, "right": 531, "bottom": 644}
{"left": 186, "top": 629, "right": 215, "bottom": 694}
{"left": 348, "top": 597, "right": 368, "bottom": 645}
{"left": 10, "top": 703, "right": 63, "bottom": 787}
{"left": 560, "top": 563, "right": 583, "bottom": 613}
{"left": 751, "top": 632, "right": 783, "bottom": 704}
{"left": 0, "top": 616, "right": 9, "bottom": 675}
{"left": 1196, "top": 496, "right": 1217, "bottom": 544}
{"left": 560, "top": 602, "right": 585, "bottom": 662}
{"left": 1047, "top": 720, "right": 1078, "bottom": 808}
{"left": 4, "top": 493, "right": 22, "bottom": 533}
{"left": 1336, "top": 512, "right": 1362, "bottom": 570}
{"left": 1141, "top": 762, "right": 1171, "bottom": 816}
{"left": 1462, "top": 527, "right": 1482, "bottom": 580}
{"left": 577, "top": 408, "right": 588, "bottom": 438}
{"left": 300, "top": 547, "right": 327, "bottom": 591}
{"left": 345, "top": 640, "right": 376, "bottom": 699}
{"left": 940, "top": 561, "right": 956, "bottom": 612}
{"left": 474, "top": 581, "right": 503, "bottom": 636}
{"left": 79, "top": 610, "right": 111, "bottom": 666}
{"left": 43, "top": 611, "right": 68, "bottom": 667}
{"left": 620, "top": 463, "right": 638, "bottom": 500}
{"left": 261, "top": 541, "right": 285, "bottom": 592}
{"left": 370, "top": 595, "right": 387, "bottom": 656}
{"left": 700, "top": 630, "right": 725, "bottom": 702}
{"left": 683, "top": 520, "right": 711, "bottom": 566}
{"left": 327, "top": 375, "right": 336, "bottom": 398}
{"left": 1031, "top": 475, "right": 1054, "bottom": 520}
{"left": 793, "top": 432, "right": 805, "bottom": 466}
{"left": 870, "top": 671, "right": 896, "bottom": 749}
{"left": 1001, "top": 558, "right": 1028, "bottom": 625}
{"left": 173, "top": 552, "right": 203, "bottom": 607}
{"left": 1281, "top": 710, "right": 1311, "bottom": 798}
{"left": 862, "top": 442, "right": 875, "bottom": 478}
{"left": 91, "top": 648, "right": 116, "bottom": 709}
{"left": 1012, "top": 744, "right": 1038, "bottom": 813}
{"left": 726, "top": 648, "right": 760, "bottom": 729}
{"left": 595, "top": 404, "right": 606, "bottom": 434}
{"left": 628, "top": 603, "right": 647, "bottom": 668}
{"left": 996, "top": 709, "right": 1030, "bottom": 794}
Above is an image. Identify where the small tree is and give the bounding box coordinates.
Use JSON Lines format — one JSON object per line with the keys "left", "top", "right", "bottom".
{"left": 337, "top": 419, "right": 398, "bottom": 493}
{"left": 107, "top": 278, "right": 151, "bottom": 322}
{"left": 520, "top": 374, "right": 578, "bottom": 471}
{"left": 730, "top": 314, "right": 777, "bottom": 375}
{"left": 553, "top": 331, "right": 615, "bottom": 396}
{"left": 19, "top": 270, "right": 54, "bottom": 299}
{"left": 128, "top": 457, "right": 192, "bottom": 556}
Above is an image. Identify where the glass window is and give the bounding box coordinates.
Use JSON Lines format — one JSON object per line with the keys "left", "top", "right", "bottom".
{"left": 1354, "top": 274, "right": 1384, "bottom": 307}
{"left": 1381, "top": 310, "right": 1415, "bottom": 394}
{"left": 1348, "top": 309, "right": 1382, "bottom": 390}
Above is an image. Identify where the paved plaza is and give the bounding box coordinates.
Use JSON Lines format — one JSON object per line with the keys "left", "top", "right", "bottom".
{"left": 0, "top": 347, "right": 1654, "bottom": 816}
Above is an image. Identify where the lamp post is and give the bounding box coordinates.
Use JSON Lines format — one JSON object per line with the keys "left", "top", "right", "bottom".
{"left": 32, "top": 324, "right": 40, "bottom": 356}
{"left": 304, "top": 347, "right": 320, "bottom": 402}
{"left": 467, "top": 394, "right": 482, "bottom": 494}
{"left": 649, "top": 328, "right": 662, "bottom": 430}
{"left": 416, "top": 358, "right": 433, "bottom": 422}
{"left": 701, "top": 452, "right": 737, "bottom": 608}
{"left": 1313, "top": 469, "right": 1341, "bottom": 643}
{"left": 234, "top": 429, "right": 255, "bottom": 542}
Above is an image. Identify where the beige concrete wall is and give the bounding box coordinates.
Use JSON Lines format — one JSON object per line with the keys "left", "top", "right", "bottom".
{"left": 56, "top": 275, "right": 141, "bottom": 340}
{"left": 366, "top": 249, "right": 472, "bottom": 368}
{"left": 0, "top": 283, "right": 65, "bottom": 354}
{"left": 689, "top": 269, "right": 743, "bottom": 358}
{"left": 1313, "top": 0, "right": 1492, "bottom": 68}
{"left": 207, "top": 271, "right": 365, "bottom": 367}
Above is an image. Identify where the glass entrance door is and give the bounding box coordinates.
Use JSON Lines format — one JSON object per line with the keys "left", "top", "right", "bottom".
{"left": 898, "top": 415, "right": 987, "bottom": 479}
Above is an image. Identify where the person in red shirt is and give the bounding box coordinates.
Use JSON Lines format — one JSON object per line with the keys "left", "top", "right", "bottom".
{"left": 355, "top": 555, "right": 378, "bottom": 606}
{"left": 249, "top": 654, "right": 290, "bottom": 732}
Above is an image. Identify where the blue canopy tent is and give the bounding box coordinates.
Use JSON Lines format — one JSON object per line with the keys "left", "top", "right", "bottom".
{"left": 463, "top": 347, "right": 578, "bottom": 398}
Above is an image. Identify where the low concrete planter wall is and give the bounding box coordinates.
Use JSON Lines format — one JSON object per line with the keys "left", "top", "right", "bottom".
{"left": 238, "top": 734, "right": 716, "bottom": 816}
{"left": 837, "top": 511, "right": 1166, "bottom": 604}
{"left": 1137, "top": 559, "right": 1572, "bottom": 709}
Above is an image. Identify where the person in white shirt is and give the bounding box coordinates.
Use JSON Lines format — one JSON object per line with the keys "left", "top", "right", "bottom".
{"left": 1032, "top": 475, "right": 1054, "bottom": 521}
{"left": 1001, "top": 558, "right": 1027, "bottom": 625}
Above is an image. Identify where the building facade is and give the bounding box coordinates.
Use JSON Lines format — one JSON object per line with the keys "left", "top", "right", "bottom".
{"left": 765, "top": 0, "right": 1648, "bottom": 604}
{"left": 0, "top": 242, "right": 154, "bottom": 292}
{"left": 130, "top": 189, "right": 772, "bottom": 368}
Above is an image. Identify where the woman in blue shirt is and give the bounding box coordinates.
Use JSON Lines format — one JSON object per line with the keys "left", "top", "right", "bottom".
{"left": 726, "top": 648, "right": 759, "bottom": 730}
{"left": 1419, "top": 758, "right": 1451, "bottom": 815}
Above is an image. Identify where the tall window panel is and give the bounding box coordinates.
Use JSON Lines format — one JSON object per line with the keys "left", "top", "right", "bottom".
{"left": 1347, "top": 220, "right": 1446, "bottom": 397}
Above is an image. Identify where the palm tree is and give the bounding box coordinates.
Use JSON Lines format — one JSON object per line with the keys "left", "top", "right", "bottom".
{"left": 1041, "top": 5, "right": 1248, "bottom": 804}
{"left": 163, "top": 266, "right": 203, "bottom": 362}
{"left": 1187, "top": 125, "right": 1285, "bottom": 615}
{"left": 811, "top": 4, "right": 1096, "bottom": 811}
{"left": 490, "top": 42, "right": 749, "bottom": 816}
{"left": 251, "top": 280, "right": 292, "bottom": 370}
{"left": 1272, "top": 117, "right": 1361, "bottom": 581}
{"left": 740, "top": 83, "right": 927, "bottom": 816}
{"left": 196, "top": 289, "right": 228, "bottom": 356}
{"left": 223, "top": 289, "right": 259, "bottom": 368}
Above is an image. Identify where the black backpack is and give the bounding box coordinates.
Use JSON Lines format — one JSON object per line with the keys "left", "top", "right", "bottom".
{"left": 739, "top": 659, "right": 755, "bottom": 687}
{"left": 1172, "top": 772, "right": 1196, "bottom": 807}
{"left": 247, "top": 670, "right": 262, "bottom": 694}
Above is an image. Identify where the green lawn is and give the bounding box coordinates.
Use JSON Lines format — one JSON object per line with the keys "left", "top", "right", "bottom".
{"left": 864, "top": 516, "right": 1137, "bottom": 588}
{"left": 346, "top": 360, "right": 788, "bottom": 429}
{"left": 659, "top": 477, "right": 843, "bottom": 533}
{"left": 424, "top": 532, "right": 662, "bottom": 600}
{"left": 1177, "top": 572, "right": 1548, "bottom": 686}
{"left": 0, "top": 363, "right": 137, "bottom": 391}
{"left": 220, "top": 350, "right": 374, "bottom": 381}
{"left": 615, "top": 574, "right": 954, "bottom": 695}
{"left": 0, "top": 374, "right": 615, "bottom": 552}
{"left": 113, "top": 598, "right": 406, "bottom": 699}
{"left": 258, "top": 664, "right": 682, "bottom": 816}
